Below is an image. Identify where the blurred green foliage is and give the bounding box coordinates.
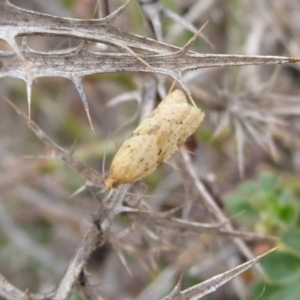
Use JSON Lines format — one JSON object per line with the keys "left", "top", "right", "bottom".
{"left": 23, "top": 219, "right": 53, "bottom": 245}
{"left": 70, "top": 291, "right": 83, "bottom": 300}
{"left": 61, "top": 0, "right": 77, "bottom": 9}
{"left": 226, "top": 173, "right": 298, "bottom": 233}
{"left": 225, "top": 173, "right": 300, "bottom": 300}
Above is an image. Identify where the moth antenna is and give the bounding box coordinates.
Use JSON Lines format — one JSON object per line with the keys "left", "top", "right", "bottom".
{"left": 187, "top": 94, "right": 198, "bottom": 108}
{"left": 102, "top": 133, "right": 110, "bottom": 180}
{"left": 120, "top": 44, "right": 152, "bottom": 69}
{"left": 168, "top": 80, "right": 177, "bottom": 94}
{"left": 134, "top": 53, "right": 152, "bottom": 69}
{"left": 105, "top": 181, "right": 158, "bottom": 202}
{"left": 8, "top": 37, "right": 35, "bottom": 79}
{"left": 118, "top": 191, "right": 158, "bottom": 199}
{"left": 92, "top": 0, "right": 98, "bottom": 18}
{"left": 173, "top": 73, "right": 203, "bottom": 110}
{"left": 109, "top": 131, "right": 119, "bottom": 151}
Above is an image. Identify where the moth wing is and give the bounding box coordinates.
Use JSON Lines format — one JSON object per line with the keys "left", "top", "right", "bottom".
{"left": 152, "top": 104, "right": 204, "bottom": 163}
{"left": 132, "top": 114, "right": 161, "bottom": 136}
{"left": 105, "top": 89, "right": 204, "bottom": 190}
{"left": 157, "top": 89, "right": 187, "bottom": 108}
{"left": 108, "top": 135, "right": 160, "bottom": 185}
{"left": 132, "top": 90, "right": 189, "bottom": 137}
{"left": 174, "top": 106, "right": 204, "bottom": 147}
{"left": 145, "top": 89, "right": 187, "bottom": 121}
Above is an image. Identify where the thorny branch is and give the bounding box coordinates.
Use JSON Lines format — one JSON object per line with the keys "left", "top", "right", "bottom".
{"left": 1, "top": 0, "right": 300, "bottom": 106}
{"left": 53, "top": 224, "right": 104, "bottom": 300}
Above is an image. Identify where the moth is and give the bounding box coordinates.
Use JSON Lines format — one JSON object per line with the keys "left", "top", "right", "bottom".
{"left": 105, "top": 89, "right": 204, "bottom": 190}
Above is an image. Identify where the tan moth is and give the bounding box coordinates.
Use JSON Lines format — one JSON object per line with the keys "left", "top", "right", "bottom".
{"left": 105, "top": 89, "right": 204, "bottom": 190}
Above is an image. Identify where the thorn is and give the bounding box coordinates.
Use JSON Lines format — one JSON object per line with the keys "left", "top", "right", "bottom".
{"left": 169, "top": 73, "right": 199, "bottom": 108}
{"left": 68, "top": 184, "right": 87, "bottom": 199}
{"left": 177, "top": 20, "right": 210, "bottom": 54}
{"left": 2, "top": 94, "right": 22, "bottom": 115}
{"left": 258, "top": 245, "right": 282, "bottom": 284}
{"left": 7, "top": 38, "right": 35, "bottom": 80}
{"left": 27, "top": 107, "right": 31, "bottom": 127}
{"left": 159, "top": 203, "right": 188, "bottom": 217}
{"left": 86, "top": 108, "right": 95, "bottom": 133}
{"left": 103, "top": 0, "right": 132, "bottom": 23}
{"left": 115, "top": 249, "right": 133, "bottom": 277}
{"left": 26, "top": 80, "right": 32, "bottom": 127}
{"left": 75, "top": 41, "right": 89, "bottom": 54}
{"left": 102, "top": 133, "right": 109, "bottom": 181}
{"left": 70, "top": 138, "right": 78, "bottom": 156}
{"left": 72, "top": 76, "right": 95, "bottom": 133}
{"left": 167, "top": 274, "right": 183, "bottom": 298}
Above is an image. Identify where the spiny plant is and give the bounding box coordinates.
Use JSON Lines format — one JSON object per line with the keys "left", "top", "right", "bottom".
{"left": 1, "top": 0, "right": 300, "bottom": 299}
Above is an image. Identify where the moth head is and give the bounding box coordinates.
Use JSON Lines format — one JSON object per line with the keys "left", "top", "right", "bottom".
{"left": 105, "top": 176, "right": 117, "bottom": 191}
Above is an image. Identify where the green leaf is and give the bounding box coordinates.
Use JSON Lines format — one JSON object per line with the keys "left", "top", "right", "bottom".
{"left": 238, "top": 180, "right": 257, "bottom": 193}
{"left": 274, "top": 203, "right": 297, "bottom": 225}
{"left": 283, "top": 229, "right": 300, "bottom": 253}
{"left": 70, "top": 291, "right": 83, "bottom": 300}
{"left": 251, "top": 190, "right": 271, "bottom": 208}
{"left": 261, "top": 251, "right": 300, "bottom": 285}
{"left": 260, "top": 174, "right": 278, "bottom": 191}
{"left": 225, "top": 194, "right": 257, "bottom": 220}
{"left": 250, "top": 281, "right": 300, "bottom": 300}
